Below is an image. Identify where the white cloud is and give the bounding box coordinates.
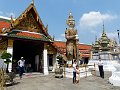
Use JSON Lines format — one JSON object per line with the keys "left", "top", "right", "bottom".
{"left": 0, "top": 11, "right": 15, "bottom": 19}
{"left": 91, "top": 30, "right": 97, "bottom": 34}
{"left": 0, "top": 16, "right": 11, "bottom": 20}
{"left": 61, "top": 34, "right": 65, "bottom": 37}
{"left": 6, "top": 12, "right": 15, "bottom": 18}
{"left": 55, "top": 38, "right": 63, "bottom": 41}
{"left": 79, "top": 11, "right": 117, "bottom": 29}
{"left": 107, "top": 32, "right": 118, "bottom": 39}
{"left": 98, "top": 31, "right": 117, "bottom": 40}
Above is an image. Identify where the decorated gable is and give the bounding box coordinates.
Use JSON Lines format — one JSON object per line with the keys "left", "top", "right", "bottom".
{"left": 12, "top": 3, "right": 46, "bottom": 35}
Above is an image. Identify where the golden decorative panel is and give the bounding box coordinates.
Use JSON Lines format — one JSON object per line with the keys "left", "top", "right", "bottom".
{"left": 47, "top": 45, "right": 57, "bottom": 54}
{"left": 0, "top": 38, "right": 8, "bottom": 50}
{"left": 14, "top": 11, "right": 42, "bottom": 33}
{"left": 8, "top": 39, "right": 13, "bottom": 47}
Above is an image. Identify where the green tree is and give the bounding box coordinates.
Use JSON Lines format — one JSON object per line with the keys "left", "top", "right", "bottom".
{"left": 1, "top": 51, "right": 12, "bottom": 73}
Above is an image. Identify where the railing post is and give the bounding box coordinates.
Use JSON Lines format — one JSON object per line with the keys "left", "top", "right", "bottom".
{"left": 64, "top": 64, "right": 66, "bottom": 78}
{"left": 85, "top": 64, "right": 87, "bottom": 78}
{"left": 94, "top": 63, "right": 96, "bottom": 76}
{"left": 0, "top": 69, "right": 4, "bottom": 90}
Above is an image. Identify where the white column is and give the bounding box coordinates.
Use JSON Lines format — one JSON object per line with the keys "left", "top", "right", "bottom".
{"left": 43, "top": 48, "right": 49, "bottom": 75}
{"left": 7, "top": 47, "right": 13, "bottom": 72}
{"left": 52, "top": 54, "right": 57, "bottom": 72}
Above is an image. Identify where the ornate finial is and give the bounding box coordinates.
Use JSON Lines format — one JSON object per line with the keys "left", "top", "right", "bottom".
{"left": 95, "top": 36, "right": 97, "bottom": 41}
{"left": 69, "top": 12, "right": 72, "bottom": 16}
{"left": 10, "top": 15, "right": 14, "bottom": 27}
{"left": 10, "top": 15, "right": 13, "bottom": 20}
{"left": 66, "top": 12, "right": 75, "bottom": 28}
{"left": 103, "top": 21, "right": 105, "bottom": 33}
{"left": 53, "top": 35, "right": 55, "bottom": 41}
{"left": 31, "top": 0, "right": 34, "bottom": 4}
{"left": 46, "top": 24, "right": 48, "bottom": 32}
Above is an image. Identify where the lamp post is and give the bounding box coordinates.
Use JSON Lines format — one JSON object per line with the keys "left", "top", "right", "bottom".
{"left": 117, "top": 30, "right": 120, "bottom": 44}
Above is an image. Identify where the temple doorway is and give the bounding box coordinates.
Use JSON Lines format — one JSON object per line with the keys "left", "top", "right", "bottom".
{"left": 84, "top": 58, "right": 89, "bottom": 64}
{"left": 12, "top": 40, "right": 44, "bottom": 73}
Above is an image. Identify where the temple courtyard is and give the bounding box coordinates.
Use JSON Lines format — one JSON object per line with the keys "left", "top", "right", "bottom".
{"left": 6, "top": 71, "right": 120, "bottom": 90}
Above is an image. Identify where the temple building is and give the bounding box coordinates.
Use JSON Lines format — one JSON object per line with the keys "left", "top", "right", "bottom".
{"left": 92, "top": 24, "right": 119, "bottom": 60}
{"left": 0, "top": 2, "right": 91, "bottom": 74}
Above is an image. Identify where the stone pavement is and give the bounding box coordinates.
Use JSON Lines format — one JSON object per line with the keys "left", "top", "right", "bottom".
{"left": 5, "top": 72, "right": 120, "bottom": 90}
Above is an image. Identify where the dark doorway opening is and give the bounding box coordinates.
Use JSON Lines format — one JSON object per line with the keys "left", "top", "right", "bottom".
{"left": 84, "top": 58, "right": 89, "bottom": 64}
{"left": 12, "top": 40, "right": 43, "bottom": 73}
{"left": 48, "top": 54, "right": 53, "bottom": 66}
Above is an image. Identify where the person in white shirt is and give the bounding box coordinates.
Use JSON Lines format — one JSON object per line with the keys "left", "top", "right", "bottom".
{"left": 18, "top": 57, "right": 25, "bottom": 79}
{"left": 98, "top": 58, "right": 104, "bottom": 78}
{"left": 73, "top": 60, "right": 77, "bottom": 84}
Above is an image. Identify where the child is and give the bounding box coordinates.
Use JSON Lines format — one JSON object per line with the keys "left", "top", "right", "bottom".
{"left": 76, "top": 65, "right": 80, "bottom": 84}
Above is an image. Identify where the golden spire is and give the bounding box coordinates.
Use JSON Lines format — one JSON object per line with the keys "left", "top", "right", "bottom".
{"left": 103, "top": 21, "right": 105, "bottom": 33}
{"left": 95, "top": 36, "right": 97, "bottom": 41}
{"left": 31, "top": 0, "right": 34, "bottom": 4}
{"left": 66, "top": 12, "right": 75, "bottom": 28}
{"left": 10, "top": 15, "right": 14, "bottom": 27}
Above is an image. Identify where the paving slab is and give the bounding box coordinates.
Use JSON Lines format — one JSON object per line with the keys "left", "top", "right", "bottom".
{"left": 5, "top": 71, "right": 120, "bottom": 90}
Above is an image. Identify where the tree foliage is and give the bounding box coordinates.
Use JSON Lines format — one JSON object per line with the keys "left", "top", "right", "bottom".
{"left": 1, "top": 51, "right": 12, "bottom": 60}
{"left": 57, "top": 55, "right": 63, "bottom": 65}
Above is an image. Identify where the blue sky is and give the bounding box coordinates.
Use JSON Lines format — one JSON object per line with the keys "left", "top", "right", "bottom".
{"left": 0, "top": 0, "right": 120, "bottom": 44}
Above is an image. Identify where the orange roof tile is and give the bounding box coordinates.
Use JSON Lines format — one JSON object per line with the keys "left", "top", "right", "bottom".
{"left": 0, "top": 21, "right": 10, "bottom": 32}
{"left": 79, "top": 50, "right": 90, "bottom": 53}
{"left": 81, "top": 54, "right": 90, "bottom": 57}
{"left": 78, "top": 44, "right": 91, "bottom": 50}
{"left": 54, "top": 41, "right": 66, "bottom": 48}
{"left": 53, "top": 41, "right": 92, "bottom": 58}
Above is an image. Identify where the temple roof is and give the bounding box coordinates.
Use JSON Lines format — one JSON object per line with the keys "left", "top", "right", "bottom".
{"left": 53, "top": 41, "right": 91, "bottom": 58}
{"left": 0, "top": 3, "right": 52, "bottom": 40}
{"left": 78, "top": 44, "right": 91, "bottom": 50}
{"left": 92, "top": 24, "right": 111, "bottom": 51}
{"left": 7, "top": 30, "right": 51, "bottom": 42}
{"left": 0, "top": 17, "right": 11, "bottom": 33}
{"left": 99, "top": 24, "right": 110, "bottom": 44}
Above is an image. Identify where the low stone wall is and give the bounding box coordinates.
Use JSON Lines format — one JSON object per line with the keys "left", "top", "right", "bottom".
{"left": 109, "top": 65, "right": 120, "bottom": 86}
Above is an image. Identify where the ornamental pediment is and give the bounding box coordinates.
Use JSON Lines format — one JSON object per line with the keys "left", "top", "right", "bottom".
{"left": 11, "top": 3, "right": 46, "bottom": 35}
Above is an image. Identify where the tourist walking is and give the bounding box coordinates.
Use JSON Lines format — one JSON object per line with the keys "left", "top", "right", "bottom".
{"left": 73, "top": 60, "right": 77, "bottom": 84}
{"left": 98, "top": 58, "right": 104, "bottom": 78}
{"left": 18, "top": 57, "right": 25, "bottom": 79}
{"left": 76, "top": 65, "right": 80, "bottom": 84}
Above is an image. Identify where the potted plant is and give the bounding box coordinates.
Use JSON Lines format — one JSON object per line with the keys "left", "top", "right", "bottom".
{"left": 55, "top": 55, "right": 64, "bottom": 78}
{"left": 1, "top": 51, "right": 15, "bottom": 85}
{"left": 1, "top": 51, "right": 12, "bottom": 73}
{"left": 57, "top": 55, "right": 64, "bottom": 66}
